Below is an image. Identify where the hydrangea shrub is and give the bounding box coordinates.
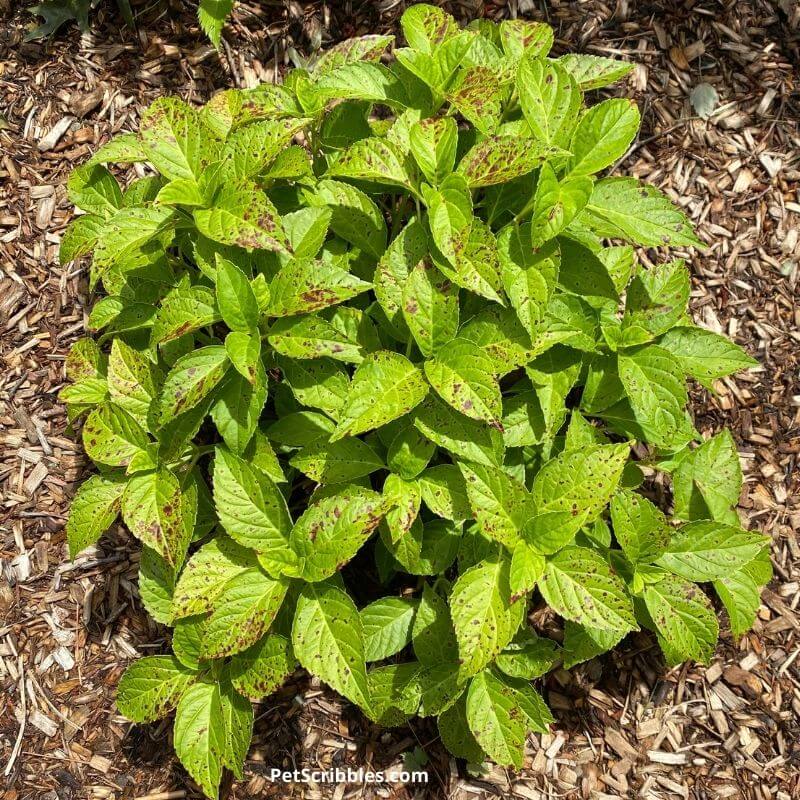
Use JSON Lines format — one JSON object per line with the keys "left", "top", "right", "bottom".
{"left": 60, "top": 6, "right": 767, "bottom": 796}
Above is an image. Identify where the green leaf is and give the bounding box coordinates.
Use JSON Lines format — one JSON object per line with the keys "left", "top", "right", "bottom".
{"left": 517, "top": 56, "right": 580, "bottom": 148}
{"left": 558, "top": 54, "right": 634, "bottom": 90}
{"left": 60, "top": 214, "right": 105, "bottom": 264}
{"left": 266, "top": 410, "right": 335, "bottom": 448}
{"left": 414, "top": 394, "right": 504, "bottom": 467}
{"left": 327, "top": 137, "right": 416, "bottom": 192}
{"left": 332, "top": 351, "right": 429, "bottom": 440}
{"left": 509, "top": 541, "right": 546, "bottom": 600}
{"left": 618, "top": 345, "right": 688, "bottom": 449}
{"left": 459, "top": 462, "right": 529, "bottom": 549}
{"left": 402, "top": 261, "right": 459, "bottom": 357}
{"left": 562, "top": 621, "right": 626, "bottom": 668}
{"left": 558, "top": 236, "right": 619, "bottom": 301}
{"left": 173, "top": 680, "right": 227, "bottom": 800}
{"left": 530, "top": 164, "right": 593, "bottom": 245}
{"left": 529, "top": 443, "right": 629, "bottom": 547}
{"left": 291, "top": 484, "right": 390, "bottom": 581}
{"left": 655, "top": 521, "right": 768, "bottom": 582}
{"left": 424, "top": 338, "right": 502, "bottom": 428}
{"left": 361, "top": 597, "right": 418, "bottom": 662}
{"left": 714, "top": 567, "right": 762, "bottom": 638}
{"left": 139, "top": 545, "right": 176, "bottom": 625}
{"left": 229, "top": 634, "right": 295, "bottom": 700}
{"left": 66, "top": 474, "right": 126, "bottom": 558}
{"left": 401, "top": 3, "right": 459, "bottom": 53}
{"left": 117, "top": 655, "right": 196, "bottom": 723}
{"left": 308, "top": 179, "right": 387, "bottom": 259}
{"left": 194, "top": 179, "right": 286, "bottom": 252}
{"left": 673, "top": 431, "right": 743, "bottom": 523}
{"left": 438, "top": 695, "right": 486, "bottom": 763}
{"left": 201, "top": 567, "right": 290, "bottom": 659}
{"left": 538, "top": 546, "right": 638, "bottom": 632}
{"left": 580, "top": 177, "right": 701, "bottom": 247}
{"left": 224, "top": 331, "right": 262, "bottom": 384}
{"left": 67, "top": 164, "right": 122, "bottom": 216}
{"left": 122, "top": 467, "right": 187, "bottom": 567}
{"left": 418, "top": 464, "right": 472, "bottom": 522}
{"left": 415, "top": 662, "right": 465, "bottom": 717}
{"left": 215, "top": 257, "right": 260, "bottom": 332}
{"left": 412, "top": 582, "right": 459, "bottom": 665}
{"left": 409, "top": 117, "right": 458, "bottom": 185}
{"left": 290, "top": 437, "right": 383, "bottom": 484}
{"left": 212, "top": 446, "right": 294, "bottom": 567}
{"left": 567, "top": 98, "right": 639, "bottom": 177}
{"left": 267, "top": 258, "right": 372, "bottom": 317}
{"left": 83, "top": 403, "right": 149, "bottom": 468}
{"left": 366, "top": 663, "right": 422, "bottom": 726}
{"left": 107, "top": 339, "right": 157, "bottom": 429}
{"left": 172, "top": 536, "right": 258, "bottom": 620}
{"left": 496, "top": 631, "right": 559, "bottom": 680}
{"left": 610, "top": 489, "right": 671, "bottom": 564}
{"left": 219, "top": 678, "right": 253, "bottom": 781}
{"left": 643, "top": 576, "right": 718, "bottom": 666}
{"left": 277, "top": 356, "right": 350, "bottom": 420}
{"left": 466, "top": 669, "right": 553, "bottom": 767}
{"left": 211, "top": 362, "right": 268, "bottom": 454}
{"left": 456, "top": 136, "right": 563, "bottom": 188}
{"left": 623, "top": 259, "right": 690, "bottom": 341}
{"left": 268, "top": 314, "right": 363, "bottom": 363}
{"left": 140, "top": 97, "right": 220, "bottom": 182}
{"left": 292, "top": 580, "right": 370, "bottom": 707}
{"left": 450, "top": 557, "right": 523, "bottom": 678}
{"left": 157, "top": 346, "right": 229, "bottom": 425}
{"left": 150, "top": 285, "right": 219, "bottom": 346}
{"left": 386, "top": 422, "right": 435, "bottom": 479}
{"left": 659, "top": 326, "right": 758, "bottom": 386}
{"left": 314, "top": 62, "right": 410, "bottom": 108}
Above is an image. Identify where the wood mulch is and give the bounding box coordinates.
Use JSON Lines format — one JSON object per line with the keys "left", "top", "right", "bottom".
{"left": 1, "top": 1, "right": 799, "bottom": 798}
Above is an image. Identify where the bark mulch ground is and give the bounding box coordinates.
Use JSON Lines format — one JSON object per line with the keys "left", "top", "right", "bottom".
{"left": 1, "top": 1, "right": 799, "bottom": 798}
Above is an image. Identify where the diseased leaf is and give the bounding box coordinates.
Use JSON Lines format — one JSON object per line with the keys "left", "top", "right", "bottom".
{"left": 655, "top": 521, "right": 768, "bottom": 582}
{"left": 267, "top": 259, "right": 372, "bottom": 317}
{"left": 66, "top": 474, "right": 126, "bottom": 558}
{"left": 457, "top": 136, "right": 563, "bottom": 188}
{"left": 538, "top": 546, "right": 637, "bottom": 632}
{"left": 643, "top": 576, "right": 718, "bottom": 666}
{"left": 332, "top": 352, "right": 429, "bottom": 440}
{"left": 450, "top": 557, "right": 523, "bottom": 678}
{"left": 122, "top": 468, "right": 188, "bottom": 567}
{"left": 117, "top": 655, "right": 196, "bottom": 723}
{"left": 157, "top": 346, "right": 229, "bottom": 426}
{"left": 292, "top": 580, "right": 370, "bottom": 707}
{"left": 201, "top": 567, "right": 289, "bottom": 659}
{"left": 291, "top": 484, "right": 390, "bottom": 581}
{"left": 424, "top": 338, "right": 502, "bottom": 428}
{"left": 402, "top": 261, "right": 459, "bottom": 357}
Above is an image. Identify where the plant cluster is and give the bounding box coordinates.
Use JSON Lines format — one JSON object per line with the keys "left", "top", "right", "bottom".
{"left": 60, "top": 6, "right": 768, "bottom": 797}
{"left": 26, "top": 0, "right": 231, "bottom": 46}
